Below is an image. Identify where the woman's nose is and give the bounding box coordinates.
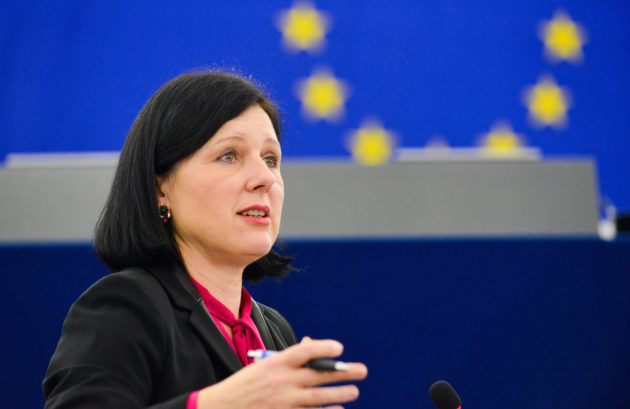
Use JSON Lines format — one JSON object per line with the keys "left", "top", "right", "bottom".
{"left": 245, "top": 156, "right": 276, "bottom": 192}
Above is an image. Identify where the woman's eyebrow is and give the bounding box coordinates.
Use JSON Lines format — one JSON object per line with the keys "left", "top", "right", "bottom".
{"left": 213, "top": 135, "right": 280, "bottom": 147}
{"left": 212, "top": 135, "right": 247, "bottom": 145}
{"left": 264, "top": 137, "right": 281, "bottom": 148}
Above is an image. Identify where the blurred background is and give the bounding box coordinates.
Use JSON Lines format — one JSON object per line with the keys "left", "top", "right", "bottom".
{"left": 1, "top": 1, "right": 629, "bottom": 408}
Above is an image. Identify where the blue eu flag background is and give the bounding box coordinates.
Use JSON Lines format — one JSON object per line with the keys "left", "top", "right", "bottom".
{"left": 1, "top": 0, "right": 629, "bottom": 209}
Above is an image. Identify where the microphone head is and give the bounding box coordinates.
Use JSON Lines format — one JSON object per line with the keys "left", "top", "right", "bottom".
{"left": 429, "top": 380, "right": 462, "bottom": 409}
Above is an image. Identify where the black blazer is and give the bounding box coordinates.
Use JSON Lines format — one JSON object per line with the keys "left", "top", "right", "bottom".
{"left": 43, "top": 263, "right": 298, "bottom": 409}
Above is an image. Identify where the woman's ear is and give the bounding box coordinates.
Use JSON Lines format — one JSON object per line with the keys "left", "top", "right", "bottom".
{"left": 155, "top": 175, "right": 168, "bottom": 206}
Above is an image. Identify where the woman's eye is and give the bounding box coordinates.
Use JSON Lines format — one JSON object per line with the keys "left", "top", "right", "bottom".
{"left": 263, "top": 155, "right": 278, "bottom": 167}
{"left": 219, "top": 151, "right": 236, "bottom": 162}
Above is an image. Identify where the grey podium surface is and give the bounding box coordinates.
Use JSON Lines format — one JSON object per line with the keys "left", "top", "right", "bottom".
{"left": 0, "top": 157, "right": 599, "bottom": 242}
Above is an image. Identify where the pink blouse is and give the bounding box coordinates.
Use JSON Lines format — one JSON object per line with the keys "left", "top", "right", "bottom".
{"left": 186, "top": 278, "right": 266, "bottom": 409}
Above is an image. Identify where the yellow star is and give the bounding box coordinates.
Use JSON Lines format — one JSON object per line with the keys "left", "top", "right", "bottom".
{"left": 295, "top": 68, "right": 349, "bottom": 122}
{"left": 347, "top": 119, "right": 396, "bottom": 166}
{"left": 522, "top": 75, "right": 572, "bottom": 129}
{"left": 480, "top": 122, "right": 525, "bottom": 157}
{"left": 276, "top": 1, "right": 331, "bottom": 53}
{"left": 538, "top": 10, "right": 587, "bottom": 63}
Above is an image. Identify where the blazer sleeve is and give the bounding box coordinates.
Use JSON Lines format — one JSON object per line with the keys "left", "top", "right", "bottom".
{"left": 43, "top": 272, "right": 189, "bottom": 409}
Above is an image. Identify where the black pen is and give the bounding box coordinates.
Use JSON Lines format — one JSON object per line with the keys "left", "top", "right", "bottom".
{"left": 247, "top": 349, "right": 349, "bottom": 371}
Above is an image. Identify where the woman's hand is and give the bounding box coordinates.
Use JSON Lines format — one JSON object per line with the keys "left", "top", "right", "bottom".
{"left": 196, "top": 337, "right": 368, "bottom": 409}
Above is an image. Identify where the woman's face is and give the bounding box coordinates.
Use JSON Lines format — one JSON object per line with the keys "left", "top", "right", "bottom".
{"left": 157, "top": 104, "right": 284, "bottom": 268}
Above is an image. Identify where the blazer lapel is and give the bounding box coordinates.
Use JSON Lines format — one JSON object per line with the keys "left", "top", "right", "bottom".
{"left": 251, "top": 300, "right": 278, "bottom": 351}
{"left": 148, "top": 262, "right": 243, "bottom": 374}
{"left": 188, "top": 300, "right": 243, "bottom": 373}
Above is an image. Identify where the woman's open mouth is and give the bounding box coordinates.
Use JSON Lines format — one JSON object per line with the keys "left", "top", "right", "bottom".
{"left": 237, "top": 205, "right": 271, "bottom": 225}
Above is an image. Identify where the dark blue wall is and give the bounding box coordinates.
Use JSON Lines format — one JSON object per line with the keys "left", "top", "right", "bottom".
{"left": 2, "top": 239, "right": 628, "bottom": 408}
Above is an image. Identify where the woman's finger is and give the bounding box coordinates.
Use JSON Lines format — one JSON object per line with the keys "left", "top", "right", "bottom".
{"left": 291, "top": 363, "right": 368, "bottom": 387}
{"left": 274, "top": 338, "right": 345, "bottom": 368}
{"left": 295, "top": 384, "right": 360, "bottom": 407}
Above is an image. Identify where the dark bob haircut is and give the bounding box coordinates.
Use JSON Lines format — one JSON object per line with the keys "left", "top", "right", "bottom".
{"left": 94, "top": 70, "right": 293, "bottom": 282}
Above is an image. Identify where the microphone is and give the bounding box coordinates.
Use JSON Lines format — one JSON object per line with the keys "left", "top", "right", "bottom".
{"left": 429, "top": 380, "right": 462, "bottom": 409}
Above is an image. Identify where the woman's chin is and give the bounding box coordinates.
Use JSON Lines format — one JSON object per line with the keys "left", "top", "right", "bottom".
{"left": 239, "top": 240, "right": 274, "bottom": 263}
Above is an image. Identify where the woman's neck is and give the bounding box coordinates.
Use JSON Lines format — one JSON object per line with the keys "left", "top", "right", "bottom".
{"left": 177, "top": 244, "right": 245, "bottom": 318}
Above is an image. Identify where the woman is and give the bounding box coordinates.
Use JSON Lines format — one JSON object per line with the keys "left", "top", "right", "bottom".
{"left": 43, "top": 71, "right": 367, "bottom": 408}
